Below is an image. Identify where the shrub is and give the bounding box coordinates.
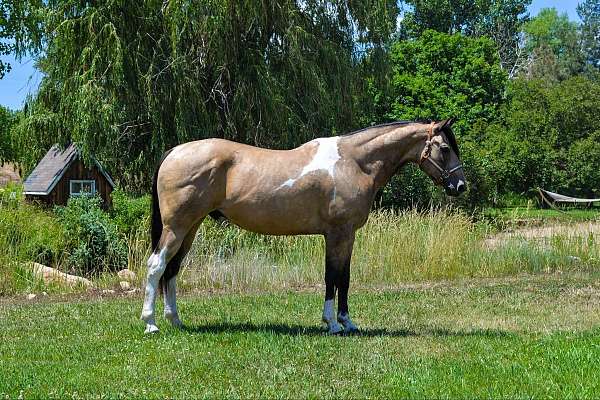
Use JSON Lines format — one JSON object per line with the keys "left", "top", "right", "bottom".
{"left": 111, "top": 189, "right": 151, "bottom": 236}
{"left": 56, "top": 196, "right": 127, "bottom": 275}
{"left": 0, "top": 195, "right": 66, "bottom": 295}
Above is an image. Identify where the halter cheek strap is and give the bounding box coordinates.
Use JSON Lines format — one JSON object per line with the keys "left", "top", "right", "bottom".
{"left": 419, "top": 122, "right": 463, "bottom": 182}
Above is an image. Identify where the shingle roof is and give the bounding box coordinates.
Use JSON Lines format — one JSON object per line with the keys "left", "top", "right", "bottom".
{"left": 23, "top": 144, "right": 115, "bottom": 195}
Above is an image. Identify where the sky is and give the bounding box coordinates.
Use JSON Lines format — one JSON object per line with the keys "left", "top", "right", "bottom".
{"left": 0, "top": 0, "right": 583, "bottom": 111}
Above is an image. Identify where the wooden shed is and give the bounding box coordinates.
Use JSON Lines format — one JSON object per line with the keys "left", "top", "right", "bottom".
{"left": 23, "top": 144, "right": 115, "bottom": 207}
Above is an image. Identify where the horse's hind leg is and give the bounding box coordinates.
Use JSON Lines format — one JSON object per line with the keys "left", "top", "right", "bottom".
{"left": 163, "top": 221, "right": 202, "bottom": 328}
{"left": 141, "top": 228, "right": 184, "bottom": 334}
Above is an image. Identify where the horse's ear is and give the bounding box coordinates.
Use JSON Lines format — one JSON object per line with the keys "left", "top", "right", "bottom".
{"left": 433, "top": 118, "right": 455, "bottom": 134}
{"left": 443, "top": 118, "right": 456, "bottom": 128}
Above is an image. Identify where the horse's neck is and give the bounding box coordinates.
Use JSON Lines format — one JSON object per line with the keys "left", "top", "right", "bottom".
{"left": 345, "top": 124, "right": 426, "bottom": 190}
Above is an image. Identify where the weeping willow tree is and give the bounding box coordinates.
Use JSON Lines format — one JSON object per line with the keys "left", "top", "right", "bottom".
{"left": 9, "top": 0, "right": 398, "bottom": 190}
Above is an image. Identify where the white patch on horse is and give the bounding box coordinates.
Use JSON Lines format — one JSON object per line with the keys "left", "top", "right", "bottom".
{"left": 338, "top": 312, "right": 358, "bottom": 332}
{"left": 447, "top": 182, "right": 455, "bottom": 190}
{"left": 456, "top": 179, "right": 465, "bottom": 191}
{"left": 322, "top": 299, "right": 343, "bottom": 334}
{"left": 164, "top": 277, "right": 182, "bottom": 328}
{"left": 278, "top": 137, "right": 341, "bottom": 198}
{"left": 141, "top": 248, "right": 168, "bottom": 334}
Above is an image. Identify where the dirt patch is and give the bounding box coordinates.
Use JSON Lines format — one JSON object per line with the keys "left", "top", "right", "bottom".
{"left": 485, "top": 221, "right": 600, "bottom": 248}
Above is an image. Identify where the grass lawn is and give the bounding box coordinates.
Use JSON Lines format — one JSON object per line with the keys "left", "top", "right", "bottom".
{"left": 484, "top": 207, "right": 600, "bottom": 224}
{"left": 1, "top": 273, "right": 600, "bottom": 398}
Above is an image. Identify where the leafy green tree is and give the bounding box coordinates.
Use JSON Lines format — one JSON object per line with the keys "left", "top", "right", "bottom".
{"left": 385, "top": 30, "right": 507, "bottom": 131}
{"left": 0, "top": 0, "right": 44, "bottom": 79}
{"left": 566, "top": 131, "right": 600, "bottom": 197}
{"left": 578, "top": 0, "right": 600, "bottom": 69}
{"left": 522, "top": 8, "right": 584, "bottom": 81}
{"left": 479, "top": 75, "right": 600, "bottom": 200}
{"left": 0, "top": 106, "right": 15, "bottom": 161}
{"left": 364, "top": 30, "right": 507, "bottom": 209}
{"left": 8, "top": 0, "right": 399, "bottom": 189}
{"left": 400, "top": 0, "right": 531, "bottom": 76}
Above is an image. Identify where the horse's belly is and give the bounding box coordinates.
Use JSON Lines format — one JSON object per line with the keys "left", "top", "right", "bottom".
{"left": 220, "top": 195, "right": 327, "bottom": 235}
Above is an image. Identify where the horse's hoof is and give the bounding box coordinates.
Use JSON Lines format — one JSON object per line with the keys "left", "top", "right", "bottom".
{"left": 343, "top": 326, "right": 360, "bottom": 335}
{"left": 165, "top": 314, "right": 183, "bottom": 328}
{"left": 144, "top": 324, "right": 159, "bottom": 334}
{"left": 326, "top": 324, "right": 344, "bottom": 335}
{"left": 170, "top": 319, "right": 183, "bottom": 329}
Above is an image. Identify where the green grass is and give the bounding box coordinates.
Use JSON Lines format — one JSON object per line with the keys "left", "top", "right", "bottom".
{"left": 172, "top": 210, "right": 599, "bottom": 292}
{"left": 484, "top": 206, "right": 600, "bottom": 224}
{"left": 1, "top": 273, "right": 599, "bottom": 398}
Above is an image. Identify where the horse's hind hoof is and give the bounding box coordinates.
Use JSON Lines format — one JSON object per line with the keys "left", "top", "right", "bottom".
{"left": 344, "top": 327, "right": 360, "bottom": 336}
{"left": 144, "top": 324, "right": 160, "bottom": 334}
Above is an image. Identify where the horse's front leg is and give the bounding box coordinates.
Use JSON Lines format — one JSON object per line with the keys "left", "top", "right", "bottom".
{"left": 323, "top": 227, "right": 357, "bottom": 334}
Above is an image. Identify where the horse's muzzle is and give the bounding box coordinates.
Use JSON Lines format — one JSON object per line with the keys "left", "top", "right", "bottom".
{"left": 443, "top": 178, "right": 466, "bottom": 197}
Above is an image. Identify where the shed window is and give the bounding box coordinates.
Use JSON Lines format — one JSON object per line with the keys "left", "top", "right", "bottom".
{"left": 70, "top": 180, "right": 96, "bottom": 197}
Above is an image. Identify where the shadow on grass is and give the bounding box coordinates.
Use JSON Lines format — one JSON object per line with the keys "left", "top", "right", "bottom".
{"left": 181, "top": 323, "right": 512, "bottom": 338}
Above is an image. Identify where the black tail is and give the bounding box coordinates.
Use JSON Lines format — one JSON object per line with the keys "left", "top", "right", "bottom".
{"left": 151, "top": 151, "right": 171, "bottom": 252}
{"left": 150, "top": 150, "right": 184, "bottom": 294}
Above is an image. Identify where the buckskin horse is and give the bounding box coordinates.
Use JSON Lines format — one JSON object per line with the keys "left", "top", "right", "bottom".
{"left": 141, "top": 119, "right": 466, "bottom": 334}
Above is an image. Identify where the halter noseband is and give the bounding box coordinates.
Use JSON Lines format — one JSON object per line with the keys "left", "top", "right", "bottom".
{"left": 419, "top": 123, "right": 463, "bottom": 181}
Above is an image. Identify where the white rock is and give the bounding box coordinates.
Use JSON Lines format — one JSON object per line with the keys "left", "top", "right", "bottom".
{"left": 29, "top": 262, "right": 94, "bottom": 288}
{"left": 119, "top": 281, "right": 131, "bottom": 290}
{"left": 26, "top": 293, "right": 36, "bottom": 300}
{"left": 117, "top": 269, "right": 137, "bottom": 281}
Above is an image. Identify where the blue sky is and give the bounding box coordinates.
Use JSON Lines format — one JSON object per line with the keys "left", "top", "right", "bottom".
{"left": 0, "top": 0, "right": 583, "bottom": 111}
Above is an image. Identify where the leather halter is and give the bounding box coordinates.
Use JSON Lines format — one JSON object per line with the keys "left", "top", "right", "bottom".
{"left": 419, "top": 122, "right": 463, "bottom": 181}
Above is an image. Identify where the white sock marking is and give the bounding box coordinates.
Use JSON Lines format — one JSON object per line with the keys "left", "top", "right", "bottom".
{"left": 141, "top": 248, "right": 167, "bottom": 332}
{"left": 338, "top": 312, "right": 358, "bottom": 332}
{"left": 322, "top": 299, "right": 343, "bottom": 334}
{"left": 164, "top": 277, "right": 182, "bottom": 327}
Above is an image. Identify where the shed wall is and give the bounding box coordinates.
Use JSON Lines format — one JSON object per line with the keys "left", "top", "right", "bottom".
{"left": 26, "top": 159, "right": 113, "bottom": 207}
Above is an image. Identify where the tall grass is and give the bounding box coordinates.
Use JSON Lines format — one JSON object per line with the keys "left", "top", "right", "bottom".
{"left": 160, "top": 210, "right": 600, "bottom": 291}
{"left": 1, "top": 184, "right": 598, "bottom": 295}
{"left": 0, "top": 186, "right": 67, "bottom": 295}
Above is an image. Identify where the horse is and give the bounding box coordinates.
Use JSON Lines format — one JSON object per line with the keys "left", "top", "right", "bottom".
{"left": 141, "top": 119, "right": 466, "bottom": 334}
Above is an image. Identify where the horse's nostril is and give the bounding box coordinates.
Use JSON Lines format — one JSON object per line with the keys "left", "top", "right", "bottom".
{"left": 456, "top": 180, "right": 466, "bottom": 193}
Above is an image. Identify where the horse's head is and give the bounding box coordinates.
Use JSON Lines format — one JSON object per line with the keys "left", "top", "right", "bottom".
{"left": 418, "top": 119, "right": 466, "bottom": 196}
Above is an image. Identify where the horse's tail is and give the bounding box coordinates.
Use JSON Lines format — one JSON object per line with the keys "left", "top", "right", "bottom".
{"left": 151, "top": 149, "right": 186, "bottom": 294}
{"left": 151, "top": 151, "right": 171, "bottom": 252}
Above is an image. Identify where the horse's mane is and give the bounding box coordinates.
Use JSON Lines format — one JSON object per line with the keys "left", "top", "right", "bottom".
{"left": 343, "top": 120, "right": 460, "bottom": 157}
{"left": 341, "top": 120, "right": 414, "bottom": 137}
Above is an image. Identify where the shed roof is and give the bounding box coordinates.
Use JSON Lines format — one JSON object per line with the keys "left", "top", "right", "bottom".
{"left": 23, "top": 144, "right": 115, "bottom": 195}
